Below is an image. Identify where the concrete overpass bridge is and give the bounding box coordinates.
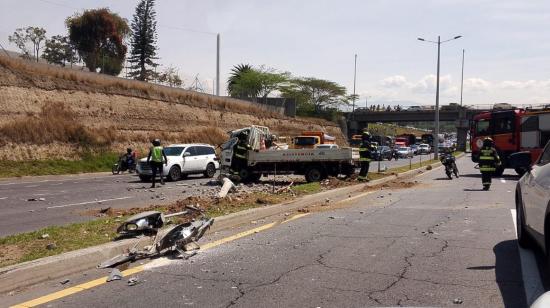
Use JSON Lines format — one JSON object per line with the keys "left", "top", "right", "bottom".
{"left": 345, "top": 108, "right": 490, "bottom": 151}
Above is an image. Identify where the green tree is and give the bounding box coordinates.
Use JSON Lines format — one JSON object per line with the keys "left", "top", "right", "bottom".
{"left": 8, "top": 26, "right": 47, "bottom": 62}
{"left": 231, "top": 67, "right": 289, "bottom": 100}
{"left": 157, "top": 65, "right": 182, "bottom": 87}
{"left": 128, "top": 0, "right": 159, "bottom": 81}
{"left": 66, "top": 8, "right": 130, "bottom": 75}
{"left": 281, "top": 77, "right": 348, "bottom": 112}
{"left": 42, "top": 35, "right": 78, "bottom": 67}
{"left": 227, "top": 64, "right": 253, "bottom": 97}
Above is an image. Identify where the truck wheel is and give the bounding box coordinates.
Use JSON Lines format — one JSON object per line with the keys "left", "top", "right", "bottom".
{"left": 168, "top": 166, "right": 181, "bottom": 181}
{"left": 238, "top": 169, "right": 260, "bottom": 183}
{"left": 139, "top": 175, "right": 151, "bottom": 182}
{"left": 305, "top": 167, "right": 324, "bottom": 182}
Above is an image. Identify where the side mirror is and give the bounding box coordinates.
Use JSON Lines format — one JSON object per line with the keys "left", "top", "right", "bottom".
{"left": 184, "top": 152, "right": 191, "bottom": 157}
{"left": 509, "top": 152, "right": 532, "bottom": 172}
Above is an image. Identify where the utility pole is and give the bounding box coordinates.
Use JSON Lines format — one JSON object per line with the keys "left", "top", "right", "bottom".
{"left": 352, "top": 54, "right": 357, "bottom": 114}
{"left": 460, "top": 49, "right": 465, "bottom": 107}
{"left": 216, "top": 33, "right": 220, "bottom": 96}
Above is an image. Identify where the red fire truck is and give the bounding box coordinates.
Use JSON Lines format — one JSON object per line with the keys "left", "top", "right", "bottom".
{"left": 470, "top": 108, "right": 550, "bottom": 175}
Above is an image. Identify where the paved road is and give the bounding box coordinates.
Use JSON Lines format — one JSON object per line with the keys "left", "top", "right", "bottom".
{"left": 0, "top": 154, "right": 430, "bottom": 237}
{"left": 14, "top": 156, "right": 547, "bottom": 307}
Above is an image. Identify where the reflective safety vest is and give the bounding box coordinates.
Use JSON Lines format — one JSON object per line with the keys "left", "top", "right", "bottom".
{"left": 359, "top": 142, "right": 374, "bottom": 162}
{"left": 151, "top": 146, "right": 163, "bottom": 162}
{"left": 479, "top": 147, "right": 499, "bottom": 172}
{"left": 234, "top": 142, "right": 251, "bottom": 160}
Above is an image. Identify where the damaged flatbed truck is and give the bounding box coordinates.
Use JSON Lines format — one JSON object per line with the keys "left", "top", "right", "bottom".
{"left": 220, "top": 126, "right": 359, "bottom": 183}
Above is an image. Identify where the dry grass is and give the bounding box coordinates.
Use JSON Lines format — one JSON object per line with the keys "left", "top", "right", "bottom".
{"left": 0, "top": 102, "right": 115, "bottom": 147}
{"left": 0, "top": 55, "right": 283, "bottom": 118}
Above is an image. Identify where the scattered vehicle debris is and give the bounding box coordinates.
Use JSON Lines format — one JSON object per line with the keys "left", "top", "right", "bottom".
{"left": 46, "top": 243, "right": 57, "bottom": 250}
{"left": 127, "top": 277, "right": 140, "bottom": 286}
{"left": 99, "top": 206, "right": 214, "bottom": 268}
{"left": 40, "top": 234, "right": 49, "bottom": 239}
{"left": 107, "top": 269, "right": 123, "bottom": 282}
{"left": 27, "top": 198, "right": 45, "bottom": 202}
{"left": 218, "top": 177, "right": 236, "bottom": 198}
{"left": 60, "top": 279, "right": 70, "bottom": 285}
{"left": 453, "top": 298, "right": 463, "bottom": 304}
{"left": 117, "top": 211, "right": 165, "bottom": 236}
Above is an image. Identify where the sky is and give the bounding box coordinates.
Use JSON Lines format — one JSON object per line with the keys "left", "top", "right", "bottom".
{"left": 1, "top": 0, "right": 550, "bottom": 107}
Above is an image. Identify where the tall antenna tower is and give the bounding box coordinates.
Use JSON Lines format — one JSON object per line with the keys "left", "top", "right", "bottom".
{"left": 188, "top": 74, "right": 205, "bottom": 93}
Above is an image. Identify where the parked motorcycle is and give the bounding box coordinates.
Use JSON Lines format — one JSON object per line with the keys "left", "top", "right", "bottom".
{"left": 112, "top": 156, "right": 136, "bottom": 174}
{"left": 392, "top": 149, "right": 399, "bottom": 161}
{"left": 440, "top": 154, "right": 459, "bottom": 179}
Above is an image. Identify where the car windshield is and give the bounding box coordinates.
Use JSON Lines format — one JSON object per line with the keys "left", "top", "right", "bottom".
{"left": 163, "top": 147, "right": 185, "bottom": 156}
{"left": 317, "top": 145, "right": 331, "bottom": 149}
{"left": 398, "top": 147, "right": 408, "bottom": 151}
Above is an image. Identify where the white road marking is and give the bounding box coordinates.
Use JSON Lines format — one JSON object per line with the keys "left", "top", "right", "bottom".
{"left": 47, "top": 196, "right": 133, "bottom": 209}
{"left": 0, "top": 197, "right": 7, "bottom": 200}
{"left": 0, "top": 175, "right": 125, "bottom": 186}
{"left": 501, "top": 178, "right": 506, "bottom": 183}
{"left": 510, "top": 209, "right": 545, "bottom": 305}
{"left": 24, "top": 185, "right": 39, "bottom": 188}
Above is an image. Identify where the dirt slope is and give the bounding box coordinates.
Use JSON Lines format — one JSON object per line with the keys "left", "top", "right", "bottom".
{"left": 0, "top": 57, "right": 345, "bottom": 160}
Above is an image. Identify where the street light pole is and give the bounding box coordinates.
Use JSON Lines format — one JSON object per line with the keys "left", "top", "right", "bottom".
{"left": 417, "top": 35, "right": 462, "bottom": 160}
{"left": 352, "top": 54, "right": 357, "bottom": 115}
{"left": 216, "top": 33, "right": 220, "bottom": 96}
{"left": 460, "top": 49, "right": 465, "bottom": 107}
{"left": 435, "top": 36, "right": 441, "bottom": 160}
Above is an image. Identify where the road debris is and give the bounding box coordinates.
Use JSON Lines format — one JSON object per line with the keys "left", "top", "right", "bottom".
{"left": 27, "top": 198, "right": 45, "bottom": 202}
{"left": 99, "top": 206, "right": 214, "bottom": 268}
{"left": 127, "top": 277, "right": 140, "bottom": 286}
{"left": 453, "top": 298, "right": 464, "bottom": 304}
{"left": 218, "top": 177, "right": 236, "bottom": 198}
{"left": 106, "top": 269, "right": 122, "bottom": 282}
{"left": 40, "top": 233, "right": 49, "bottom": 239}
{"left": 46, "top": 243, "right": 57, "bottom": 250}
{"left": 60, "top": 279, "right": 70, "bottom": 285}
{"left": 117, "top": 211, "right": 165, "bottom": 237}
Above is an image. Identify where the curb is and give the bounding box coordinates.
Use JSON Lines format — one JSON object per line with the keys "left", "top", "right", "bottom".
{"left": 0, "top": 155, "right": 458, "bottom": 294}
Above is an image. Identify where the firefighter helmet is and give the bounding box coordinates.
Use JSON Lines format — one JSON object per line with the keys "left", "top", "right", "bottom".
{"left": 483, "top": 137, "right": 494, "bottom": 148}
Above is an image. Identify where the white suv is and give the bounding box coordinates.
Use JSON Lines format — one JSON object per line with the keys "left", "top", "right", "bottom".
{"left": 136, "top": 144, "right": 219, "bottom": 182}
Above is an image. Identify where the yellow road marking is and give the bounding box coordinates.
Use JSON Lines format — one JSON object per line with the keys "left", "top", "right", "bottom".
{"left": 11, "top": 214, "right": 310, "bottom": 308}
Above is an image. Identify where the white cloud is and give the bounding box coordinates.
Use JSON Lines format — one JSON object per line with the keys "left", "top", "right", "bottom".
{"left": 380, "top": 75, "right": 408, "bottom": 88}
{"left": 410, "top": 74, "right": 452, "bottom": 93}
{"left": 499, "top": 80, "right": 538, "bottom": 89}
{"left": 464, "top": 78, "right": 491, "bottom": 92}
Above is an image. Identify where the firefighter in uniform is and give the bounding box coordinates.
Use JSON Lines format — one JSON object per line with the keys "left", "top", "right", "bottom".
{"left": 478, "top": 137, "right": 501, "bottom": 191}
{"left": 231, "top": 132, "right": 252, "bottom": 177}
{"left": 358, "top": 131, "right": 375, "bottom": 181}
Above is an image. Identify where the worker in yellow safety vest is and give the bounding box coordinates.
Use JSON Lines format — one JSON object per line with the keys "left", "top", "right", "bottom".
{"left": 358, "top": 131, "right": 376, "bottom": 181}
{"left": 147, "top": 139, "right": 168, "bottom": 188}
{"left": 478, "top": 137, "right": 501, "bottom": 191}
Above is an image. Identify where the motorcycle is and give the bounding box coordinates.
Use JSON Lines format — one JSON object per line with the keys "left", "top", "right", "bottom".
{"left": 441, "top": 154, "right": 459, "bottom": 179}
{"left": 112, "top": 155, "right": 136, "bottom": 174}
{"left": 392, "top": 150, "right": 399, "bottom": 161}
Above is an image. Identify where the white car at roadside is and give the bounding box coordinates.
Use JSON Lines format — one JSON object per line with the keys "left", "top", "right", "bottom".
{"left": 136, "top": 144, "right": 219, "bottom": 182}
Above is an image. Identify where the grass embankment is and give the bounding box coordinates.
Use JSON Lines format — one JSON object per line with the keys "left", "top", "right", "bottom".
{"left": 0, "top": 155, "right": 452, "bottom": 267}
{"left": 0, "top": 152, "right": 118, "bottom": 178}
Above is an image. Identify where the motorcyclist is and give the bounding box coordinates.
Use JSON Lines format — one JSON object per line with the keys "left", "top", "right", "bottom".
{"left": 231, "top": 131, "right": 252, "bottom": 177}
{"left": 121, "top": 148, "right": 136, "bottom": 170}
{"left": 479, "top": 137, "right": 501, "bottom": 190}
{"left": 440, "top": 147, "right": 459, "bottom": 178}
{"left": 147, "top": 139, "right": 168, "bottom": 188}
{"left": 358, "top": 130, "right": 375, "bottom": 181}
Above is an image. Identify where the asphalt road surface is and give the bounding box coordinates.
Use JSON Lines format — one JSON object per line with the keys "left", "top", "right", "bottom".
{"left": 0, "top": 154, "right": 430, "bottom": 237}
{"left": 9, "top": 155, "right": 548, "bottom": 307}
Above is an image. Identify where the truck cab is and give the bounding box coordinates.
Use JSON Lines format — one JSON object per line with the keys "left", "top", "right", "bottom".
{"left": 293, "top": 131, "right": 336, "bottom": 149}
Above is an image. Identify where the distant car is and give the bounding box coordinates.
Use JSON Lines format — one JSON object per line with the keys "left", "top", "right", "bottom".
{"left": 397, "top": 147, "right": 413, "bottom": 158}
{"left": 136, "top": 144, "right": 219, "bottom": 182}
{"left": 315, "top": 144, "right": 339, "bottom": 150}
{"left": 373, "top": 145, "right": 393, "bottom": 161}
{"left": 410, "top": 144, "right": 419, "bottom": 155}
{"left": 407, "top": 106, "right": 422, "bottom": 111}
{"left": 513, "top": 142, "right": 550, "bottom": 258}
{"left": 418, "top": 143, "right": 431, "bottom": 154}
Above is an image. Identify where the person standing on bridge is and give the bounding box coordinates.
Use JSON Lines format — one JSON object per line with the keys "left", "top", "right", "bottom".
{"left": 358, "top": 131, "right": 375, "bottom": 181}
{"left": 147, "top": 139, "right": 168, "bottom": 188}
{"left": 478, "top": 137, "right": 501, "bottom": 191}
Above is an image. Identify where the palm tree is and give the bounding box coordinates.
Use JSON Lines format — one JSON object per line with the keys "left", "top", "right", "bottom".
{"left": 227, "top": 63, "right": 253, "bottom": 97}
